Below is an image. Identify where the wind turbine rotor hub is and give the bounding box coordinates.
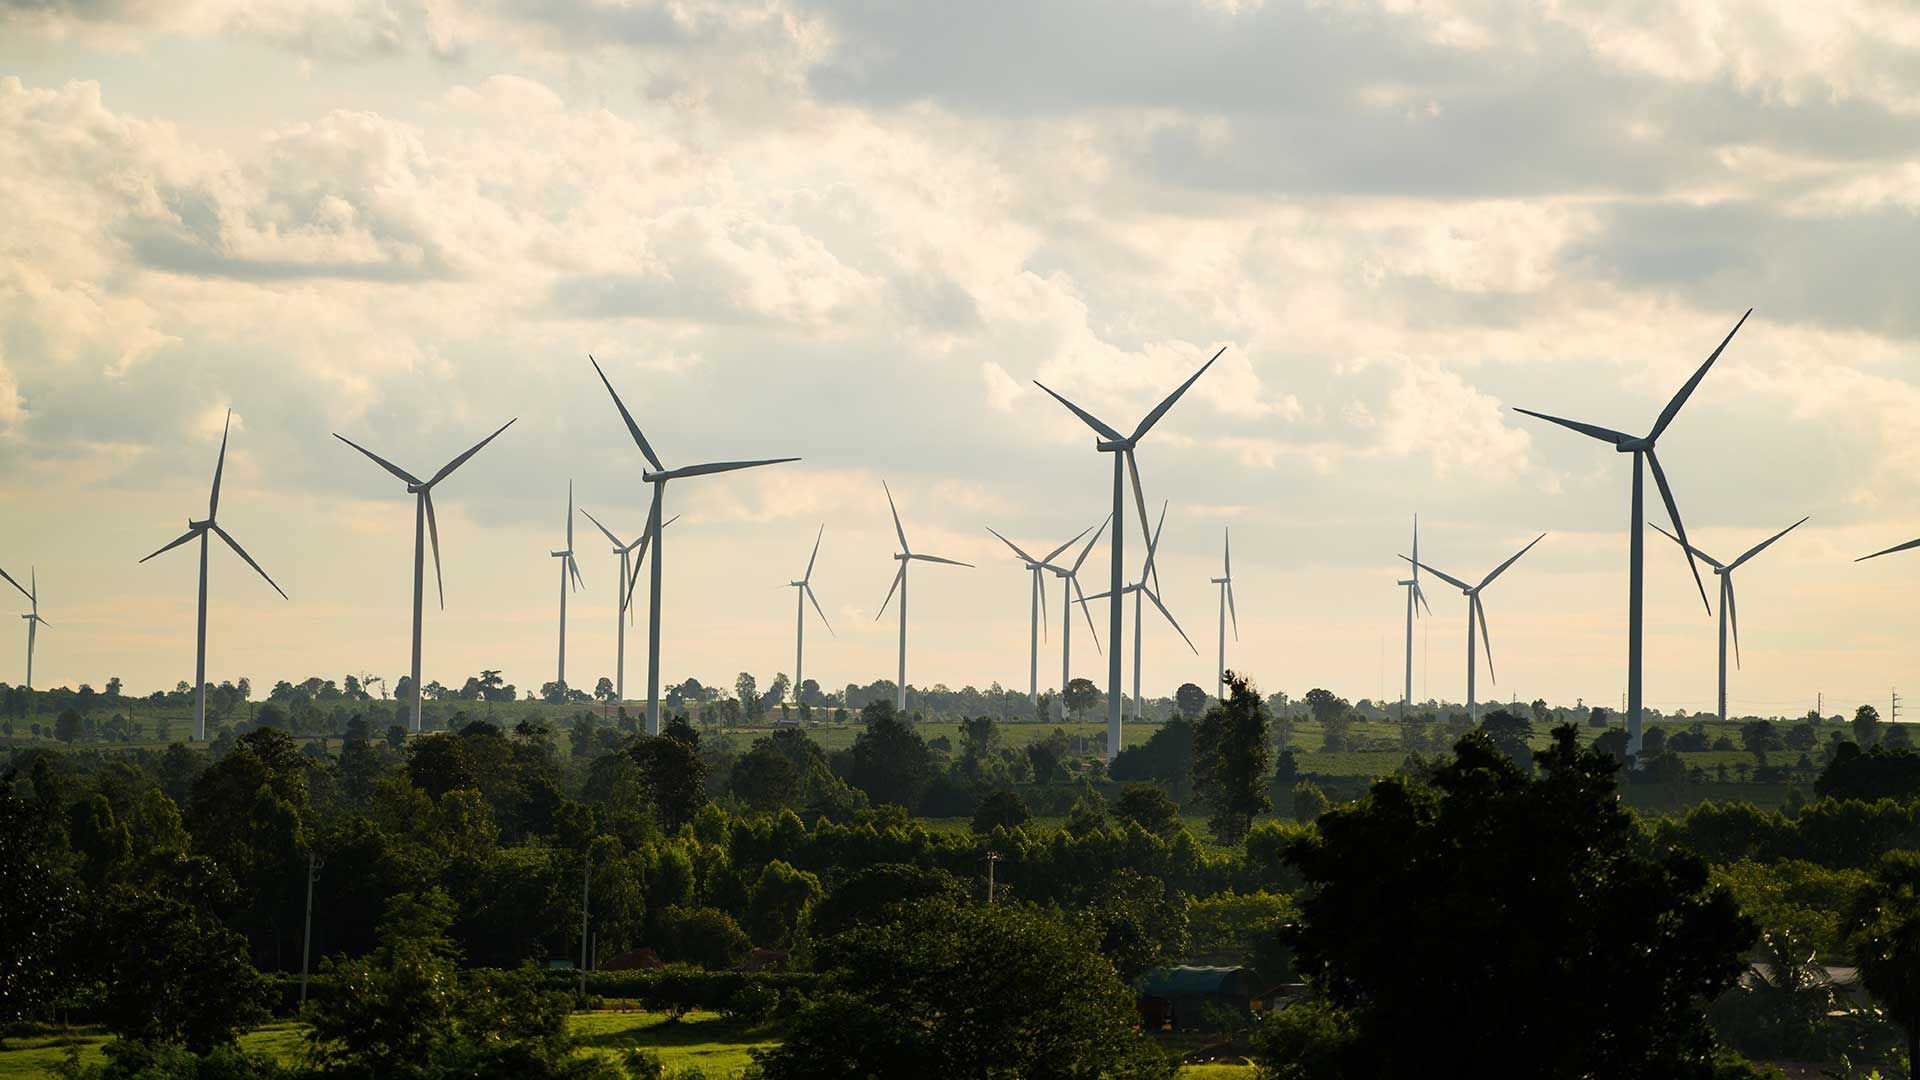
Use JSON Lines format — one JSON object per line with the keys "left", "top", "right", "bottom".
{"left": 1618, "top": 437, "right": 1651, "bottom": 453}
{"left": 1095, "top": 438, "right": 1135, "bottom": 452}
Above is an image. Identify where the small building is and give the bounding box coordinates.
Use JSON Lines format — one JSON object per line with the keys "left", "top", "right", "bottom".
{"left": 1138, "top": 965, "right": 1261, "bottom": 1032}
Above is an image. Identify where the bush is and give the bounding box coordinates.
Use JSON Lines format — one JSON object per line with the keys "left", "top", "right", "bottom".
{"left": 970, "top": 789, "right": 1031, "bottom": 834}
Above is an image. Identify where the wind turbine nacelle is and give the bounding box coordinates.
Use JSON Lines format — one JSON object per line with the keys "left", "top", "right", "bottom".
{"left": 551, "top": 550, "right": 570, "bottom": 558}
{"left": 1211, "top": 577, "right": 1229, "bottom": 584}
{"left": 406, "top": 483, "right": 428, "bottom": 494}
{"left": 1617, "top": 437, "right": 1652, "bottom": 453}
{"left": 1095, "top": 438, "right": 1136, "bottom": 453}
{"left": 187, "top": 518, "right": 211, "bottom": 530}
{"left": 641, "top": 470, "right": 670, "bottom": 483}
{"left": 790, "top": 580, "right": 807, "bottom": 588}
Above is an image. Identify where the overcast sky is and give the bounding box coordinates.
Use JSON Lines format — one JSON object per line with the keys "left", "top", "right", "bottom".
{"left": 4, "top": 0, "right": 1920, "bottom": 718}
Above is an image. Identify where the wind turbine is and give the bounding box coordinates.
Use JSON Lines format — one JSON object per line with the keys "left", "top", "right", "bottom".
{"left": 578, "top": 508, "right": 676, "bottom": 703}
{"left": 1405, "top": 534, "right": 1546, "bottom": 718}
{"left": 1036, "top": 345, "right": 1227, "bottom": 761}
{"left": 1080, "top": 502, "right": 1197, "bottom": 728}
{"left": 140, "top": 411, "right": 288, "bottom": 741}
{"left": 1653, "top": 517, "right": 1807, "bottom": 723}
{"left": 1515, "top": 309, "right": 1749, "bottom": 756}
{"left": 2, "top": 566, "right": 47, "bottom": 691}
{"left": 552, "top": 481, "right": 586, "bottom": 697}
{"left": 787, "top": 525, "right": 833, "bottom": 708}
{"left": 334, "top": 418, "right": 516, "bottom": 733}
{"left": 876, "top": 482, "right": 973, "bottom": 712}
{"left": 1396, "top": 515, "right": 1433, "bottom": 719}
{"left": 590, "top": 356, "right": 798, "bottom": 734}
{"left": 1211, "top": 527, "right": 1237, "bottom": 702}
{"left": 986, "top": 524, "right": 1094, "bottom": 711}
{"left": 1047, "top": 518, "right": 1109, "bottom": 722}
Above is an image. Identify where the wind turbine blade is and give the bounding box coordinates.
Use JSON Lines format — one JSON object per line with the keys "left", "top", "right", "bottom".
{"left": 1071, "top": 516, "right": 1110, "bottom": 574}
{"left": 1647, "top": 522, "right": 1724, "bottom": 569}
{"left": 1227, "top": 580, "right": 1238, "bottom": 640}
{"left": 0, "top": 566, "right": 27, "bottom": 601}
{"left": 1728, "top": 577, "right": 1742, "bottom": 670}
{"left": 208, "top": 409, "right": 231, "bottom": 519}
{"left": 876, "top": 563, "right": 905, "bottom": 619}
{"left": 569, "top": 554, "right": 585, "bottom": 591}
{"left": 1141, "top": 502, "right": 1169, "bottom": 581}
{"left": 1858, "top": 537, "right": 1920, "bottom": 563}
{"left": 1223, "top": 526, "right": 1232, "bottom": 580}
{"left": 806, "top": 582, "right": 835, "bottom": 637}
{"left": 1072, "top": 576, "right": 1103, "bottom": 653}
{"left": 1131, "top": 345, "right": 1227, "bottom": 443}
{"left": 590, "top": 355, "right": 664, "bottom": 472}
{"left": 1728, "top": 515, "right": 1809, "bottom": 571}
{"left": 1478, "top": 533, "right": 1546, "bottom": 590}
{"left": 1475, "top": 596, "right": 1496, "bottom": 684}
{"left": 140, "top": 527, "right": 203, "bottom": 564}
{"left": 910, "top": 553, "right": 974, "bottom": 568}
{"left": 1511, "top": 408, "right": 1631, "bottom": 446}
{"left": 1127, "top": 451, "right": 1159, "bottom": 593}
{"left": 424, "top": 491, "right": 446, "bottom": 611}
{"left": 333, "top": 434, "right": 423, "bottom": 487}
{"left": 1650, "top": 309, "right": 1751, "bottom": 442}
{"left": 1646, "top": 448, "right": 1710, "bottom": 613}
{"left": 1077, "top": 587, "right": 1118, "bottom": 603}
{"left": 986, "top": 526, "right": 1040, "bottom": 565}
{"left": 211, "top": 524, "right": 288, "bottom": 600}
{"left": 1040, "top": 523, "right": 1093, "bottom": 568}
{"left": 1402, "top": 556, "right": 1471, "bottom": 592}
{"left": 33, "top": 615, "right": 49, "bottom": 628}
{"left": 626, "top": 500, "right": 661, "bottom": 613}
{"left": 883, "top": 481, "right": 910, "bottom": 553}
{"left": 804, "top": 524, "right": 824, "bottom": 583}
{"left": 580, "top": 508, "right": 623, "bottom": 550}
{"left": 668, "top": 457, "right": 799, "bottom": 480}
{"left": 1145, "top": 587, "right": 1199, "bottom": 654}
{"left": 1414, "top": 581, "right": 1432, "bottom": 617}
{"left": 566, "top": 481, "right": 575, "bottom": 549}
{"left": 427, "top": 418, "right": 516, "bottom": 487}
{"left": 1032, "top": 381, "right": 1125, "bottom": 442}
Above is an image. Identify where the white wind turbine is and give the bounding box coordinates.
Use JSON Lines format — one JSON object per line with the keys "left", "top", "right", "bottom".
{"left": 1516, "top": 310, "right": 1749, "bottom": 756}
{"left": 876, "top": 482, "right": 973, "bottom": 712}
{"left": 986, "top": 524, "right": 1095, "bottom": 710}
{"left": 1652, "top": 516, "right": 1807, "bottom": 723}
{"left": 1049, "top": 518, "right": 1109, "bottom": 721}
{"left": 552, "top": 481, "right": 586, "bottom": 696}
{"left": 1406, "top": 534, "right": 1546, "bottom": 718}
{"left": 2, "top": 566, "right": 48, "bottom": 691}
{"left": 1080, "top": 502, "right": 1197, "bottom": 728}
{"left": 1211, "top": 527, "right": 1237, "bottom": 702}
{"left": 578, "top": 507, "right": 676, "bottom": 703}
{"left": 141, "top": 411, "right": 288, "bottom": 741}
{"left": 334, "top": 418, "right": 516, "bottom": 733}
{"left": 1036, "top": 345, "right": 1227, "bottom": 761}
{"left": 590, "top": 356, "right": 799, "bottom": 734}
{"left": 787, "top": 525, "right": 833, "bottom": 706}
{"left": 1396, "top": 515, "right": 1432, "bottom": 718}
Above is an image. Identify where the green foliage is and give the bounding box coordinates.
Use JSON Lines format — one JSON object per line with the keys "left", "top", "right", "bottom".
{"left": 1276, "top": 725, "right": 1754, "bottom": 1078}
{"left": 1288, "top": 779, "right": 1329, "bottom": 823}
{"left": 970, "top": 788, "right": 1031, "bottom": 833}
{"left": 656, "top": 906, "right": 751, "bottom": 970}
{"left": 846, "top": 701, "right": 931, "bottom": 809}
{"left": 90, "top": 884, "right": 269, "bottom": 1051}
{"left": 1818, "top": 741, "right": 1920, "bottom": 803}
{"left": 755, "top": 898, "right": 1171, "bottom": 1080}
{"left": 1082, "top": 868, "right": 1189, "bottom": 982}
{"left": 1191, "top": 674, "right": 1271, "bottom": 844}
{"left": 1851, "top": 850, "right": 1920, "bottom": 1071}
{"left": 1711, "top": 858, "right": 1870, "bottom": 956}
{"left": 1114, "top": 783, "right": 1181, "bottom": 836}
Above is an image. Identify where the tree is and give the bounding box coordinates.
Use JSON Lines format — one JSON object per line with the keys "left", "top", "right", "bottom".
{"left": 594, "top": 677, "right": 615, "bottom": 703}
{"left": 971, "top": 789, "right": 1031, "bottom": 833}
{"left": 1290, "top": 779, "right": 1330, "bottom": 823}
{"left": 735, "top": 673, "right": 760, "bottom": 720}
{"left": 1815, "top": 742, "right": 1920, "bottom": 803}
{"left": 847, "top": 701, "right": 931, "bottom": 810}
{"left": 629, "top": 721, "right": 709, "bottom": 831}
{"left": 1063, "top": 677, "right": 1101, "bottom": 719}
{"left": 1110, "top": 719, "right": 1195, "bottom": 794}
{"left": 1741, "top": 719, "right": 1784, "bottom": 755}
{"left": 1477, "top": 709, "right": 1534, "bottom": 769}
{"left": 1086, "top": 868, "right": 1190, "bottom": 982}
{"left": 658, "top": 905, "right": 751, "bottom": 969}
{"left": 1304, "top": 688, "right": 1346, "bottom": 724}
{"left": 90, "top": 885, "right": 269, "bottom": 1051}
{"left": 1115, "top": 783, "right": 1181, "bottom": 836}
{"left": 105, "top": 677, "right": 123, "bottom": 697}
{"left": 1191, "top": 673, "right": 1272, "bottom": 845}
{"left": 1269, "top": 725, "right": 1753, "bottom": 1078}
{"left": 755, "top": 899, "right": 1170, "bottom": 1080}
{"left": 1853, "top": 704, "right": 1882, "bottom": 747}
{"left": 55, "top": 709, "right": 81, "bottom": 744}
{"left": 731, "top": 737, "right": 803, "bottom": 812}
{"left": 1025, "top": 727, "right": 1070, "bottom": 784}
{"left": 749, "top": 861, "right": 823, "bottom": 949}
{"left": 1850, "top": 850, "right": 1920, "bottom": 1072}
{"left": 1175, "top": 683, "right": 1208, "bottom": 720}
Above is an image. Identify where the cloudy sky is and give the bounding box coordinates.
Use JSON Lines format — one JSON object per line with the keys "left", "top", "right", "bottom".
{"left": 4, "top": 0, "right": 1920, "bottom": 718}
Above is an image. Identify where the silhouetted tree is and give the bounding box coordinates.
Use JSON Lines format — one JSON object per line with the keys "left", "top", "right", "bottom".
{"left": 1191, "top": 673, "right": 1272, "bottom": 844}
{"left": 1175, "top": 683, "right": 1208, "bottom": 720}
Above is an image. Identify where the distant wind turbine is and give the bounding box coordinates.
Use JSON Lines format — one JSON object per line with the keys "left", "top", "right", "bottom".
{"left": 552, "top": 481, "right": 586, "bottom": 697}
{"left": 334, "top": 418, "right": 516, "bottom": 733}
{"left": 986, "top": 524, "right": 1094, "bottom": 709}
{"left": 1406, "top": 534, "right": 1546, "bottom": 717}
{"left": 876, "top": 482, "right": 973, "bottom": 711}
{"left": 2, "top": 566, "right": 48, "bottom": 691}
{"left": 1036, "top": 345, "right": 1227, "bottom": 760}
{"left": 1049, "top": 518, "right": 1108, "bottom": 721}
{"left": 1080, "top": 502, "right": 1197, "bottom": 728}
{"left": 788, "top": 525, "right": 833, "bottom": 706}
{"left": 578, "top": 507, "right": 676, "bottom": 703}
{"left": 590, "top": 355, "right": 798, "bottom": 734}
{"left": 141, "top": 411, "right": 288, "bottom": 741}
{"left": 1515, "top": 309, "right": 1749, "bottom": 756}
{"left": 1396, "top": 515, "right": 1432, "bottom": 718}
{"left": 1211, "top": 527, "right": 1237, "bottom": 702}
{"left": 1654, "top": 517, "right": 1807, "bottom": 722}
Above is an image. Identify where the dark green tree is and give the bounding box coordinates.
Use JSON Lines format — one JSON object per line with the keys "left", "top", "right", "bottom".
{"left": 847, "top": 701, "right": 931, "bottom": 810}
{"left": 628, "top": 721, "right": 708, "bottom": 831}
{"left": 1114, "top": 783, "right": 1181, "bottom": 836}
{"left": 90, "top": 885, "right": 269, "bottom": 1051}
{"left": 971, "top": 789, "right": 1031, "bottom": 833}
{"left": 1175, "top": 682, "right": 1209, "bottom": 720}
{"left": 1191, "top": 673, "right": 1272, "bottom": 845}
{"left": 730, "top": 736, "right": 803, "bottom": 812}
{"left": 1851, "top": 849, "right": 1920, "bottom": 1071}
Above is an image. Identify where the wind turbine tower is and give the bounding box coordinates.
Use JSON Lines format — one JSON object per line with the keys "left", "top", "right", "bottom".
{"left": 579, "top": 508, "right": 672, "bottom": 703}
{"left": 552, "top": 481, "right": 585, "bottom": 696}
{"left": 1048, "top": 518, "right": 1108, "bottom": 721}
{"left": 1397, "top": 515, "right": 1431, "bottom": 718}
{"left": 986, "top": 525, "right": 1093, "bottom": 709}
{"left": 1406, "top": 533, "right": 1546, "bottom": 717}
{"left": 788, "top": 525, "right": 833, "bottom": 707}
{"left": 876, "top": 482, "right": 973, "bottom": 711}
{"left": 1080, "top": 502, "right": 1197, "bottom": 728}
{"left": 1653, "top": 517, "right": 1807, "bottom": 722}
{"left": 1, "top": 567, "right": 48, "bottom": 691}
{"left": 1211, "top": 527, "right": 1237, "bottom": 702}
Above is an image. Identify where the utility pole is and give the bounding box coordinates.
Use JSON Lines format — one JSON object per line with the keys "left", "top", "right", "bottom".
{"left": 300, "top": 850, "right": 323, "bottom": 1007}
{"left": 984, "top": 851, "right": 1001, "bottom": 906}
{"left": 1893, "top": 688, "right": 1903, "bottom": 727}
{"left": 579, "top": 847, "right": 591, "bottom": 996}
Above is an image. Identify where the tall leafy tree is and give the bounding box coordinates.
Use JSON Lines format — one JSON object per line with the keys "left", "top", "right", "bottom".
{"left": 847, "top": 701, "right": 931, "bottom": 810}
{"left": 1851, "top": 850, "right": 1920, "bottom": 1071}
{"left": 1191, "top": 673, "right": 1272, "bottom": 845}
